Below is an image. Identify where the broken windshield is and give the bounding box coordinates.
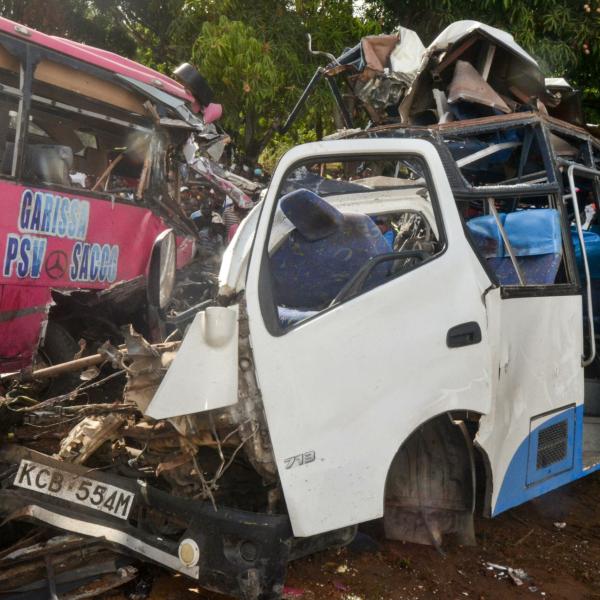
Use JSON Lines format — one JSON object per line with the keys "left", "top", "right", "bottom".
{"left": 265, "top": 154, "right": 443, "bottom": 329}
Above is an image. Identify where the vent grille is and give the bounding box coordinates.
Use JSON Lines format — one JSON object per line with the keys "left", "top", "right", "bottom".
{"left": 536, "top": 420, "right": 568, "bottom": 469}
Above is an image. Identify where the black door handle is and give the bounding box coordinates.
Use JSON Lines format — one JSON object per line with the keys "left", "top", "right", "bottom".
{"left": 447, "top": 321, "right": 482, "bottom": 348}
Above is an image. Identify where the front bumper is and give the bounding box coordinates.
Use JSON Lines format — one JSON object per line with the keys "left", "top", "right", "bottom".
{"left": 0, "top": 445, "right": 293, "bottom": 599}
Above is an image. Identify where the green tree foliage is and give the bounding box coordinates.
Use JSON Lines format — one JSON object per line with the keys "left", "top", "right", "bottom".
{"left": 93, "top": 0, "right": 187, "bottom": 71}
{"left": 0, "top": 0, "right": 137, "bottom": 58}
{"left": 192, "top": 16, "right": 283, "bottom": 161}
{"left": 180, "top": 0, "right": 379, "bottom": 162}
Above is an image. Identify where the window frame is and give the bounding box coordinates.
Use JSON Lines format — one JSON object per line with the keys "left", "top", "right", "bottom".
{"left": 22, "top": 94, "right": 146, "bottom": 203}
{"left": 257, "top": 152, "right": 448, "bottom": 337}
{"left": 0, "top": 92, "right": 22, "bottom": 180}
{"left": 0, "top": 33, "right": 154, "bottom": 205}
{"left": 442, "top": 121, "right": 556, "bottom": 191}
{"left": 0, "top": 38, "right": 27, "bottom": 182}
{"left": 458, "top": 189, "right": 580, "bottom": 299}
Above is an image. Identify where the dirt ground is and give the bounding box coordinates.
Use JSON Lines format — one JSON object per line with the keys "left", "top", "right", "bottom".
{"left": 145, "top": 471, "right": 600, "bottom": 600}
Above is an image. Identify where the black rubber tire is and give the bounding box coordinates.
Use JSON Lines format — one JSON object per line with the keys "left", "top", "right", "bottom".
{"left": 37, "top": 321, "right": 81, "bottom": 397}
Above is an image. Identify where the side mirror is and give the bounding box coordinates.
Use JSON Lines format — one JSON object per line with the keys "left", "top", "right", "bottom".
{"left": 173, "top": 63, "right": 214, "bottom": 107}
{"left": 147, "top": 229, "right": 177, "bottom": 312}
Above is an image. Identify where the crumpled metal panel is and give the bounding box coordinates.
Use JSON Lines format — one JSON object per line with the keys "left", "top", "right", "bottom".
{"left": 429, "top": 20, "right": 539, "bottom": 68}
{"left": 400, "top": 21, "right": 545, "bottom": 124}
{"left": 447, "top": 60, "right": 511, "bottom": 113}
{"left": 355, "top": 74, "right": 409, "bottom": 110}
{"left": 360, "top": 34, "right": 399, "bottom": 76}
{"left": 145, "top": 305, "right": 239, "bottom": 419}
{"left": 390, "top": 27, "right": 426, "bottom": 79}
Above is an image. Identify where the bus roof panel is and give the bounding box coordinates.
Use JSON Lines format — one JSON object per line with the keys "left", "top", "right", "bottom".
{"left": 0, "top": 16, "right": 195, "bottom": 107}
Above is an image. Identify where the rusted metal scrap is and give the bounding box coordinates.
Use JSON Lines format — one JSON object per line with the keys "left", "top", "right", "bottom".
{"left": 0, "top": 532, "right": 136, "bottom": 598}
{"left": 120, "top": 327, "right": 177, "bottom": 413}
{"left": 58, "top": 414, "right": 129, "bottom": 465}
{"left": 61, "top": 566, "right": 139, "bottom": 599}
{"left": 447, "top": 60, "right": 511, "bottom": 113}
{"left": 284, "top": 20, "right": 587, "bottom": 136}
{"left": 0, "top": 338, "right": 180, "bottom": 384}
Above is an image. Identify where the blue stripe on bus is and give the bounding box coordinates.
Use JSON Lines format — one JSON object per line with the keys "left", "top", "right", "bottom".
{"left": 492, "top": 403, "right": 600, "bottom": 516}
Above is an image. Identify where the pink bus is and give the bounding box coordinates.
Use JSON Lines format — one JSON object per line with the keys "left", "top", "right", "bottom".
{"left": 0, "top": 17, "right": 217, "bottom": 373}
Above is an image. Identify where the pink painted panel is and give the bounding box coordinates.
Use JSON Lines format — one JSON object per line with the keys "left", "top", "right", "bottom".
{"left": 0, "top": 180, "right": 194, "bottom": 369}
{"left": 0, "top": 285, "right": 50, "bottom": 370}
{"left": 0, "top": 181, "right": 170, "bottom": 289}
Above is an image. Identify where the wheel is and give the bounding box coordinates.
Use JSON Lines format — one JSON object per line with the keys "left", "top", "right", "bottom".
{"left": 36, "top": 321, "right": 80, "bottom": 398}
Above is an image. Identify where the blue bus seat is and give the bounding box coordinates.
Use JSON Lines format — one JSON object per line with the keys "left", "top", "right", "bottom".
{"left": 467, "top": 208, "right": 562, "bottom": 285}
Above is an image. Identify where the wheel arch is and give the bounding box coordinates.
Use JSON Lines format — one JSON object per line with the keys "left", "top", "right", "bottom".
{"left": 382, "top": 410, "right": 493, "bottom": 546}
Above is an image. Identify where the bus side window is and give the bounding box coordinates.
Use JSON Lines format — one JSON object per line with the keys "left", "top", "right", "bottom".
{"left": 0, "top": 44, "right": 21, "bottom": 178}
{"left": 464, "top": 196, "right": 571, "bottom": 287}
{"left": 0, "top": 99, "right": 19, "bottom": 177}
{"left": 26, "top": 59, "right": 150, "bottom": 196}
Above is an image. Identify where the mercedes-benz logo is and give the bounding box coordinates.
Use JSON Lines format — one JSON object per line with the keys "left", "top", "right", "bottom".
{"left": 45, "top": 250, "right": 68, "bottom": 280}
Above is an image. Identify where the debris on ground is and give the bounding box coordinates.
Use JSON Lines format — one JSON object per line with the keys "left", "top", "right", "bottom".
{"left": 483, "top": 562, "right": 532, "bottom": 588}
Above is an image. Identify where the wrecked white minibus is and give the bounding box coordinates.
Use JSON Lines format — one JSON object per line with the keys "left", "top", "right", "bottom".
{"left": 2, "top": 19, "right": 600, "bottom": 600}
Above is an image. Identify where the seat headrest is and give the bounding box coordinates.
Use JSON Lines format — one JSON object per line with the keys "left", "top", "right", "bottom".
{"left": 279, "top": 188, "right": 344, "bottom": 241}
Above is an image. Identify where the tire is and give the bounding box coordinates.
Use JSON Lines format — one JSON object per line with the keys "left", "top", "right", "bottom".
{"left": 37, "top": 321, "right": 81, "bottom": 397}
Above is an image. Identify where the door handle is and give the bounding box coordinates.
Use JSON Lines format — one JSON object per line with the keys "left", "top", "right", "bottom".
{"left": 447, "top": 322, "right": 482, "bottom": 348}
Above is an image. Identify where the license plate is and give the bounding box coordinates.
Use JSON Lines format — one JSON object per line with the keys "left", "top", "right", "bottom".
{"left": 14, "top": 459, "right": 134, "bottom": 520}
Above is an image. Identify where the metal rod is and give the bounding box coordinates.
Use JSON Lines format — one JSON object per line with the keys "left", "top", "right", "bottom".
{"left": 0, "top": 84, "right": 22, "bottom": 98}
{"left": 92, "top": 153, "right": 124, "bottom": 192}
{"left": 326, "top": 77, "right": 353, "bottom": 129}
{"left": 564, "top": 162, "right": 598, "bottom": 366}
{"left": 278, "top": 67, "right": 325, "bottom": 134}
{"left": 517, "top": 127, "right": 534, "bottom": 180}
{"left": 12, "top": 46, "right": 33, "bottom": 178}
{"left": 497, "top": 170, "right": 548, "bottom": 185}
{"left": 487, "top": 197, "right": 526, "bottom": 285}
{"left": 307, "top": 33, "right": 338, "bottom": 64}
{"left": 0, "top": 341, "right": 179, "bottom": 382}
{"left": 456, "top": 142, "right": 521, "bottom": 168}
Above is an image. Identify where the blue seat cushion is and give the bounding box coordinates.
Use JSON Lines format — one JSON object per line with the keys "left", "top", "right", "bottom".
{"left": 487, "top": 255, "right": 563, "bottom": 286}
{"left": 503, "top": 209, "right": 562, "bottom": 257}
{"left": 466, "top": 208, "right": 562, "bottom": 285}
{"left": 571, "top": 227, "right": 600, "bottom": 281}
{"left": 466, "top": 212, "right": 505, "bottom": 258}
